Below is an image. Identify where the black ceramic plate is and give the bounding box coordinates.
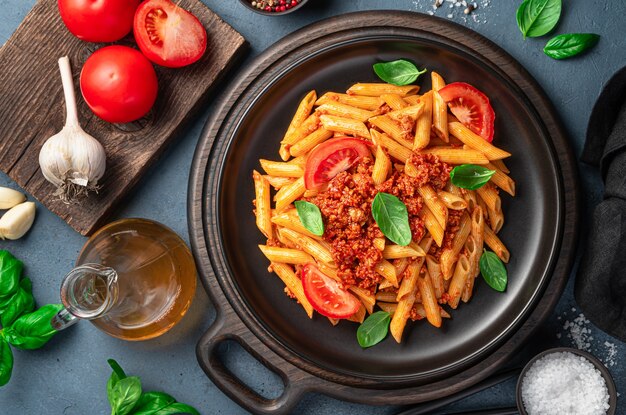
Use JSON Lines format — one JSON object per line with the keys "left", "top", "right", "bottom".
{"left": 217, "top": 37, "right": 560, "bottom": 381}
{"left": 190, "top": 11, "right": 578, "bottom": 413}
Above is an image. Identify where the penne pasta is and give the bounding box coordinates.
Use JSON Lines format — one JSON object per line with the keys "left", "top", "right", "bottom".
{"left": 491, "top": 158, "right": 510, "bottom": 174}
{"left": 347, "top": 83, "right": 419, "bottom": 97}
{"left": 280, "top": 91, "right": 316, "bottom": 160}
{"left": 280, "top": 228, "right": 334, "bottom": 264}
{"left": 381, "top": 93, "right": 409, "bottom": 110}
{"left": 378, "top": 301, "right": 397, "bottom": 315}
{"left": 419, "top": 205, "right": 445, "bottom": 247}
{"left": 447, "top": 254, "right": 471, "bottom": 309}
{"left": 316, "top": 92, "right": 384, "bottom": 110}
{"left": 320, "top": 114, "right": 370, "bottom": 138}
{"left": 373, "top": 237, "right": 386, "bottom": 251}
{"left": 440, "top": 212, "right": 471, "bottom": 279}
{"left": 271, "top": 262, "right": 314, "bottom": 318}
{"left": 426, "top": 255, "right": 445, "bottom": 301}
{"left": 253, "top": 170, "right": 272, "bottom": 239}
{"left": 432, "top": 91, "right": 449, "bottom": 142}
{"left": 390, "top": 264, "right": 419, "bottom": 343}
{"left": 393, "top": 257, "right": 410, "bottom": 279}
{"left": 383, "top": 244, "right": 424, "bottom": 259}
{"left": 418, "top": 185, "right": 448, "bottom": 229}
{"left": 414, "top": 91, "right": 433, "bottom": 150}
{"left": 372, "top": 145, "right": 392, "bottom": 186}
{"left": 387, "top": 104, "right": 424, "bottom": 121}
{"left": 259, "top": 245, "right": 314, "bottom": 265}
{"left": 420, "top": 147, "right": 489, "bottom": 165}
{"left": 370, "top": 129, "right": 412, "bottom": 162}
{"left": 271, "top": 212, "right": 323, "bottom": 241}
{"left": 438, "top": 190, "right": 468, "bottom": 210}
{"left": 264, "top": 175, "right": 295, "bottom": 190}
{"left": 290, "top": 128, "right": 333, "bottom": 157}
{"left": 376, "top": 291, "right": 399, "bottom": 303}
{"left": 347, "top": 304, "right": 367, "bottom": 323}
{"left": 375, "top": 259, "right": 399, "bottom": 288}
{"left": 274, "top": 177, "right": 306, "bottom": 211}
{"left": 419, "top": 269, "right": 442, "bottom": 327}
{"left": 484, "top": 225, "right": 510, "bottom": 263}
{"left": 476, "top": 183, "right": 501, "bottom": 213}
{"left": 485, "top": 162, "right": 516, "bottom": 197}
{"left": 316, "top": 101, "right": 375, "bottom": 122}
{"left": 260, "top": 159, "right": 304, "bottom": 178}
{"left": 461, "top": 235, "right": 478, "bottom": 303}
{"left": 448, "top": 122, "right": 511, "bottom": 160}
{"left": 403, "top": 95, "right": 421, "bottom": 106}
{"left": 369, "top": 115, "right": 413, "bottom": 148}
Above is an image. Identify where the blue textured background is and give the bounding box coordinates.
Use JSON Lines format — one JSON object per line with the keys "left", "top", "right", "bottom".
{"left": 0, "top": 0, "right": 624, "bottom": 413}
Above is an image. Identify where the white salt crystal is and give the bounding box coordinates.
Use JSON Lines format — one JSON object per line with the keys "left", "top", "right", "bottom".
{"left": 521, "top": 352, "right": 610, "bottom": 415}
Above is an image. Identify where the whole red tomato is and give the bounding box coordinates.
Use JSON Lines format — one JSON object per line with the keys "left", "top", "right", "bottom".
{"left": 58, "top": 0, "right": 141, "bottom": 42}
{"left": 80, "top": 46, "right": 158, "bottom": 124}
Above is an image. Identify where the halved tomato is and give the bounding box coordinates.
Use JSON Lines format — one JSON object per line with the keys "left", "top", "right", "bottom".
{"left": 301, "top": 264, "right": 361, "bottom": 319}
{"left": 438, "top": 82, "right": 496, "bottom": 142}
{"left": 133, "top": 0, "right": 207, "bottom": 68}
{"left": 303, "top": 137, "right": 372, "bottom": 190}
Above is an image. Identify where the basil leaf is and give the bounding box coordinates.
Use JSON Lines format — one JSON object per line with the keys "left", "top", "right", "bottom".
{"left": 108, "top": 359, "right": 127, "bottom": 381}
{"left": 132, "top": 392, "right": 176, "bottom": 415}
{"left": 154, "top": 402, "right": 201, "bottom": 415}
{"left": 1, "top": 278, "right": 35, "bottom": 327}
{"left": 543, "top": 33, "right": 600, "bottom": 60}
{"left": 357, "top": 311, "right": 391, "bottom": 348}
{"left": 0, "top": 337, "right": 13, "bottom": 387}
{"left": 373, "top": 59, "right": 427, "bottom": 86}
{"left": 479, "top": 250, "right": 507, "bottom": 292}
{"left": 372, "top": 193, "right": 412, "bottom": 246}
{"left": 294, "top": 200, "right": 324, "bottom": 236}
{"left": 3, "top": 304, "right": 63, "bottom": 350}
{"left": 449, "top": 165, "right": 495, "bottom": 190}
{"left": 0, "top": 251, "right": 22, "bottom": 301}
{"left": 109, "top": 376, "right": 142, "bottom": 415}
{"left": 516, "top": 0, "right": 561, "bottom": 38}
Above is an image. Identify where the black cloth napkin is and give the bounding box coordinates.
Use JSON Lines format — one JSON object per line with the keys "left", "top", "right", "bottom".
{"left": 576, "top": 66, "right": 626, "bottom": 343}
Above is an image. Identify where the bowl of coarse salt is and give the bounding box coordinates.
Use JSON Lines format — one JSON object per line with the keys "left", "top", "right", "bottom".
{"left": 516, "top": 347, "right": 617, "bottom": 415}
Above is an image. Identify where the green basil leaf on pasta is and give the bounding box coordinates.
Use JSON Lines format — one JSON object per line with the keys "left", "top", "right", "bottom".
{"left": 543, "top": 33, "right": 600, "bottom": 60}
{"left": 450, "top": 164, "right": 495, "bottom": 190}
{"left": 373, "top": 59, "right": 427, "bottom": 86}
{"left": 479, "top": 250, "right": 508, "bottom": 292}
{"left": 294, "top": 200, "right": 324, "bottom": 236}
{"left": 516, "top": 0, "right": 561, "bottom": 38}
{"left": 357, "top": 311, "right": 391, "bottom": 348}
{"left": 372, "top": 192, "right": 412, "bottom": 246}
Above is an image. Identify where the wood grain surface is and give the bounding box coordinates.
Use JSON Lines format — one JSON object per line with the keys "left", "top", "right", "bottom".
{"left": 0, "top": 0, "right": 246, "bottom": 235}
{"left": 189, "top": 11, "right": 580, "bottom": 415}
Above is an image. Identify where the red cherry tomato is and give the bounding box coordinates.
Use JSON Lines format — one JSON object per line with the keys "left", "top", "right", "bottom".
{"left": 133, "top": 0, "right": 207, "bottom": 68}
{"left": 301, "top": 264, "right": 361, "bottom": 319}
{"left": 303, "top": 137, "right": 372, "bottom": 190}
{"left": 80, "top": 46, "right": 158, "bottom": 124}
{"left": 58, "top": 0, "right": 141, "bottom": 43}
{"left": 438, "top": 82, "right": 496, "bottom": 142}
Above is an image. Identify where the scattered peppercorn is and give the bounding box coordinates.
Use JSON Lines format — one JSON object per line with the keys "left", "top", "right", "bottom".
{"left": 246, "top": 0, "right": 300, "bottom": 13}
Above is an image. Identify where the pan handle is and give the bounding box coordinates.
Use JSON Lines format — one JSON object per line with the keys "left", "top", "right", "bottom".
{"left": 196, "top": 306, "right": 314, "bottom": 415}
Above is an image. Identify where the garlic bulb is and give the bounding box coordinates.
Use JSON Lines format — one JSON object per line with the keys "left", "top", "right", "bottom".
{"left": 0, "top": 201, "right": 36, "bottom": 240}
{"left": 0, "top": 187, "right": 26, "bottom": 209}
{"left": 39, "top": 56, "right": 106, "bottom": 203}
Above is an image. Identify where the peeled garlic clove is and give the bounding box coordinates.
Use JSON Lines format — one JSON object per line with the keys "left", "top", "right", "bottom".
{"left": 0, "top": 187, "right": 26, "bottom": 209}
{"left": 0, "top": 201, "right": 36, "bottom": 240}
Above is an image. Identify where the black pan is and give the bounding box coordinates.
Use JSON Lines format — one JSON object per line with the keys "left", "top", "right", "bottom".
{"left": 188, "top": 11, "right": 579, "bottom": 415}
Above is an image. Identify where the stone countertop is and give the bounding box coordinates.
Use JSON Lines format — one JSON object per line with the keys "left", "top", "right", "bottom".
{"left": 1, "top": 0, "right": 624, "bottom": 414}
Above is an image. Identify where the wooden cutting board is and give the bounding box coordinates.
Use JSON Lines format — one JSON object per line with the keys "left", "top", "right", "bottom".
{"left": 0, "top": 0, "right": 246, "bottom": 235}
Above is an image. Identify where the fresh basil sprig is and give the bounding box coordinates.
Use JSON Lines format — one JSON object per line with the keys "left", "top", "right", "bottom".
{"left": 373, "top": 59, "right": 427, "bottom": 86}
{"left": 479, "top": 250, "right": 508, "bottom": 292}
{"left": 3, "top": 304, "right": 63, "bottom": 350}
{"left": 357, "top": 311, "right": 391, "bottom": 348}
{"left": 516, "top": 0, "right": 562, "bottom": 39}
{"left": 0, "top": 251, "right": 22, "bottom": 302}
{"left": 450, "top": 165, "right": 495, "bottom": 190}
{"left": 0, "top": 338, "right": 13, "bottom": 387}
{"left": 372, "top": 192, "right": 412, "bottom": 246}
{"left": 543, "top": 33, "right": 600, "bottom": 60}
{"left": 106, "top": 359, "right": 200, "bottom": 415}
{"left": 294, "top": 200, "right": 324, "bottom": 236}
{"left": 1, "top": 278, "right": 35, "bottom": 327}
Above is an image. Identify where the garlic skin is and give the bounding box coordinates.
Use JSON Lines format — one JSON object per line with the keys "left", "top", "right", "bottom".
{"left": 39, "top": 56, "right": 106, "bottom": 202}
{"left": 0, "top": 187, "right": 26, "bottom": 209}
{"left": 0, "top": 201, "right": 36, "bottom": 240}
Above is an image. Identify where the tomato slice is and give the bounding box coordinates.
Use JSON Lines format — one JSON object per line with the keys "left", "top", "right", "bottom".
{"left": 301, "top": 264, "right": 361, "bottom": 319}
{"left": 133, "top": 0, "right": 207, "bottom": 68}
{"left": 303, "top": 137, "right": 372, "bottom": 190}
{"left": 438, "top": 82, "right": 496, "bottom": 142}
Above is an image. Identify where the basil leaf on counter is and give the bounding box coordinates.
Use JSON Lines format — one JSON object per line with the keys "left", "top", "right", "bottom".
{"left": 516, "top": 0, "right": 561, "bottom": 38}
{"left": 479, "top": 250, "right": 507, "bottom": 292}
{"left": 0, "top": 338, "right": 13, "bottom": 387}
{"left": 109, "top": 376, "right": 142, "bottom": 415}
{"left": 152, "top": 402, "right": 201, "bottom": 415}
{"left": 132, "top": 392, "right": 176, "bottom": 415}
{"left": 450, "top": 164, "right": 495, "bottom": 190}
{"left": 0, "top": 250, "right": 22, "bottom": 301}
{"left": 543, "top": 33, "right": 600, "bottom": 60}
{"left": 0, "top": 277, "right": 35, "bottom": 327}
{"left": 372, "top": 192, "right": 412, "bottom": 246}
{"left": 357, "top": 311, "right": 391, "bottom": 348}
{"left": 373, "top": 59, "right": 427, "bottom": 86}
{"left": 294, "top": 200, "right": 324, "bottom": 236}
{"left": 3, "top": 304, "right": 63, "bottom": 350}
